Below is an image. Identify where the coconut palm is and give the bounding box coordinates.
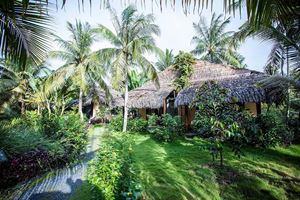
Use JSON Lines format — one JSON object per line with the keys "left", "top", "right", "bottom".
{"left": 95, "top": 5, "right": 160, "bottom": 132}
{"left": 49, "top": 21, "right": 108, "bottom": 121}
{"left": 0, "top": 59, "right": 50, "bottom": 114}
{"left": 235, "top": 20, "right": 300, "bottom": 119}
{"left": 155, "top": 49, "right": 174, "bottom": 71}
{"left": 0, "top": 0, "right": 52, "bottom": 66}
{"left": 191, "top": 13, "right": 246, "bottom": 68}
{"left": 128, "top": 70, "right": 149, "bottom": 90}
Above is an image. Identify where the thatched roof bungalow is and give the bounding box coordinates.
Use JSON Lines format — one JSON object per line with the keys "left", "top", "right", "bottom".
{"left": 118, "top": 61, "right": 282, "bottom": 128}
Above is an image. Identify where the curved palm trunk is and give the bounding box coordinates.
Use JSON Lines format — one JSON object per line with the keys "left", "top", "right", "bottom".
{"left": 92, "top": 99, "right": 99, "bottom": 119}
{"left": 286, "top": 47, "right": 290, "bottom": 122}
{"left": 79, "top": 88, "right": 84, "bottom": 121}
{"left": 37, "top": 104, "right": 41, "bottom": 115}
{"left": 123, "top": 78, "right": 129, "bottom": 132}
{"left": 21, "top": 96, "right": 25, "bottom": 115}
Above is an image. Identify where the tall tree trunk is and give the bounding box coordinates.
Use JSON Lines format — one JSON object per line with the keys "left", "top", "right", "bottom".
{"left": 123, "top": 78, "right": 129, "bottom": 132}
{"left": 60, "top": 104, "right": 65, "bottom": 116}
{"left": 47, "top": 100, "right": 51, "bottom": 117}
{"left": 79, "top": 88, "right": 84, "bottom": 121}
{"left": 280, "top": 51, "right": 284, "bottom": 76}
{"left": 92, "top": 99, "right": 99, "bottom": 119}
{"left": 20, "top": 95, "right": 25, "bottom": 115}
{"left": 37, "top": 104, "right": 41, "bottom": 115}
{"left": 286, "top": 48, "right": 290, "bottom": 122}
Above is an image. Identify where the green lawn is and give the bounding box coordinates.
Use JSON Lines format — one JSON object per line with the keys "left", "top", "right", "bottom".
{"left": 131, "top": 135, "right": 300, "bottom": 200}
{"left": 71, "top": 130, "right": 300, "bottom": 200}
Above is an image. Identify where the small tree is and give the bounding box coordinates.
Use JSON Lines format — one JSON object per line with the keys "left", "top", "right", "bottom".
{"left": 192, "top": 81, "right": 245, "bottom": 167}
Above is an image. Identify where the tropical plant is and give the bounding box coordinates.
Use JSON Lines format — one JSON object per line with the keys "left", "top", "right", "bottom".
{"left": 173, "top": 51, "right": 196, "bottom": 91}
{"left": 0, "top": 0, "right": 52, "bottom": 66}
{"left": 191, "top": 13, "right": 246, "bottom": 68}
{"left": 49, "top": 21, "right": 108, "bottom": 121}
{"left": 235, "top": 17, "right": 300, "bottom": 120}
{"left": 0, "top": 59, "right": 51, "bottom": 115}
{"left": 192, "top": 82, "right": 246, "bottom": 167}
{"left": 155, "top": 48, "right": 174, "bottom": 71}
{"left": 128, "top": 70, "right": 149, "bottom": 90}
{"left": 95, "top": 5, "right": 160, "bottom": 131}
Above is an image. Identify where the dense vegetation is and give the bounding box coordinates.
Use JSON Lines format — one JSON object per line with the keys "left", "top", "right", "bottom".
{"left": 0, "top": 1, "right": 299, "bottom": 199}
{"left": 0, "top": 111, "right": 87, "bottom": 189}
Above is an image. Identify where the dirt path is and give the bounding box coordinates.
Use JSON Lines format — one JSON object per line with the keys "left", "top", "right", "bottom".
{"left": 10, "top": 126, "right": 104, "bottom": 200}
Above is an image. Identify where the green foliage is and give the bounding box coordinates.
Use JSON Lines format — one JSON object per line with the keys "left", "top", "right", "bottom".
{"left": 109, "top": 115, "right": 148, "bottom": 133}
{"left": 191, "top": 13, "right": 246, "bottom": 68}
{"left": 192, "top": 81, "right": 246, "bottom": 166}
{"left": 128, "top": 118, "right": 148, "bottom": 133}
{"left": 88, "top": 134, "right": 141, "bottom": 200}
{"left": 0, "top": 111, "right": 87, "bottom": 160}
{"left": 147, "top": 114, "right": 160, "bottom": 127}
{"left": 254, "top": 108, "right": 294, "bottom": 147}
{"left": 149, "top": 114, "right": 183, "bottom": 142}
{"left": 173, "top": 51, "right": 195, "bottom": 91}
{"left": 56, "top": 112, "right": 87, "bottom": 160}
{"left": 108, "top": 115, "right": 125, "bottom": 132}
{"left": 0, "top": 117, "right": 63, "bottom": 157}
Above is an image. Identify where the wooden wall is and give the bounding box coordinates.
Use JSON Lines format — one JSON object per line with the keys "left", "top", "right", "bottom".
{"left": 178, "top": 106, "right": 196, "bottom": 129}
{"left": 244, "top": 102, "right": 261, "bottom": 116}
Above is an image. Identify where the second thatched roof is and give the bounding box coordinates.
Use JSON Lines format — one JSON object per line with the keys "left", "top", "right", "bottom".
{"left": 116, "top": 61, "right": 282, "bottom": 109}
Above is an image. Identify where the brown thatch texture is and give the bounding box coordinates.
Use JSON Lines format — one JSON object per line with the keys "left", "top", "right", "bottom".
{"left": 118, "top": 61, "right": 281, "bottom": 109}
{"left": 84, "top": 87, "right": 123, "bottom": 109}
{"left": 175, "top": 61, "right": 282, "bottom": 106}
{"left": 120, "top": 67, "right": 179, "bottom": 109}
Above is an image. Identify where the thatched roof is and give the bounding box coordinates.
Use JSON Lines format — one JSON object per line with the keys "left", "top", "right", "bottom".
{"left": 121, "top": 67, "right": 179, "bottom": 109}
{"left": 84, "top": 86, "right": 123, "bottom": 108}
{"left": 118, "top": 61, "right": 281, "bottom": 109}
{"left": 175, "top": 61, "right": 282, "bottom": 106}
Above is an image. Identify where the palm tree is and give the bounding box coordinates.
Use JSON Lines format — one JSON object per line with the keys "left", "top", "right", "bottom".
{"left": 191, "top": 13, "right": 246, "bottom": 68}
{"left": 235, "top": 20, "right": 300, "bottom": 119}
{"left": 0, "top": 59, "right": 50, "bottom": 114}
{"left": 155, "top": 49, "right": 174, "bottom": 71}
{"left": 95, "top": 5, "right": 160, "bottom": 132}
{"left": 0, "top": 0, "right": 52, "bottom": 66}
{"left": 50, "top": 21, "right": 108, "bottom": 121}
{"left": 128, "top": 70, "right": 149, "bottom": 90}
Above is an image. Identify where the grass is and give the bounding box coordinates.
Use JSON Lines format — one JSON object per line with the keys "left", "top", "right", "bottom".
{"left": 70, "top": 129, "right": 300, "bottom": 200}
{"left": 131, "top": 135, "right": 300, "bottom": 200}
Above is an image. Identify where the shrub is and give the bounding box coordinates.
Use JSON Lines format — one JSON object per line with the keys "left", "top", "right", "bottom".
{"left": 128, "top": 118, "right": 148, "bottom": 133}
{"left": 254, "top": 108, "right": 293, "bottom": 147}
{"left": 147, "top": 114, "right": 160, "bottom": 127}
{"left": 0, "top": 118, "right": 63, "bottom": 157}
{"left": 108, "top": 115, "right": 123, "bottom": 132}
{"left": 56, "top": 112, "right": 87, "bottom": 160}
{"left": 88, "top": 134, "right": 141, "bottom": 200}
{"left": 149, "top": 114, "right": 184, "bottom": 142}
{"left": 40, "top": 113, "right": 60, "bottom": 138}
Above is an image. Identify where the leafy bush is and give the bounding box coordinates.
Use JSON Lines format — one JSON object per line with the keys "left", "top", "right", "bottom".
{"left": 128, "top": 118, "right": 148, "bottom": 133}
{"left": 0, "top": 111, "right": 87, "bottom": 188}
{"left": 56, "top": 112, "right": 87, "bottom": 160}
{"left": 109, "top": 115, "right": 148, "bottom": 133}
{"left": 149, "top": 114, "right": 183, "bottom": 142}
{"left": 88, "top": 134, "right": 141, "bottom": 200}
{"left": 0, "top": 118, "right": 63, "bottom": 157}
{"left": 108, "top": 115, "right": 123, "bottom": 132}
{"left": 254, "top": 108, "right": 293, "bottom": 147}
{"left": 147, "top": 114, "right": 160, "bottom": 127}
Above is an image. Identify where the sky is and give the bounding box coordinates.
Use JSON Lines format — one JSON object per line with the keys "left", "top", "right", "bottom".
{"left": 48, "top": 0, "right": 273, "bottom": 72}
